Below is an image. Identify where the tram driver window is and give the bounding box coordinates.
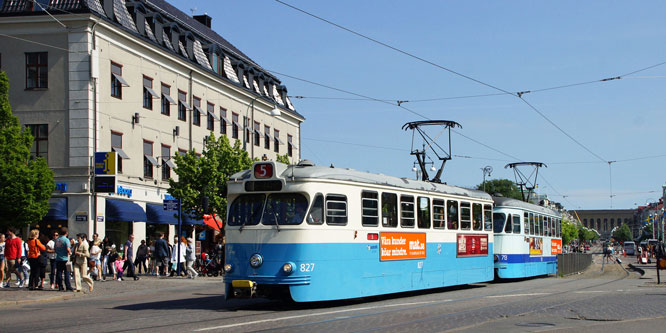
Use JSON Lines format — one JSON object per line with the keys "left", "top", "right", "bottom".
{"left": 433, "top": 199, "right": 445, "bottom": 229}
{"left": 361, "top": 191, "right": 379, "bottom": 226}
{"left": 417, "top": 197, "right": 430, "bottom": 229}
{"left": 483, "top": 204, "right": 493, "bottom": 231}
{"left": 460, "top": 202, "right": 471, "bottom": 230}
{"left": 493, "top": 212, "right": 506, "bottom": 233}
{"left": 307, "top": 194, "right": 324, "bottom": 225}
{"left": 326, "top": 194, "right": 347, "bottom": 225}
{"left": 503, "top": 213, "right": 512, "bottom": 233}
{"left": 381, "top": 192, "right": 398, "bottom": 228}
{"left": 447, "top": 200, "right": 458, "bottom": 230}
{"left": 513, "top": 214, "right": 521, "bottom": 234}
{"left": 400, "top": 195, "right": 415, "bottom": 228}
{"left": 472, "top": 203, "right": 482, "bottom": 231}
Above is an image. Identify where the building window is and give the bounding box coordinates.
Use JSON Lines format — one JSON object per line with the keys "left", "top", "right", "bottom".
{"left": 25, "top": 52, "right": 47, "bottom": 89}
{"left": 232, "top": 113, "right": 239, "bottom": 139}
{"left": 142, "top": 76, "right": 156, "bottom": 110}
{"left": 264, "top": 125, "right": 270, "bottom": 150}
{"left": 110, "top": 62, "right": 126, "bottom": 98}
{"left": 27, "top": 124, "right": 48, "bottom": 160}
{"left": 207, "top": 103, "right": 215, "bottom": 131}
{"left": 193, "top": 97, "right": 201, "bottom": 126}
{"left": 287, "top": 134, "right": 294, "bottom": 157}
{"left": 111, "top": 131, "right": 124, "bottom": 173}
{"left": 178, "top": 90, "right": 188, "bottom": 121}
{"left": 220, "top": 108, "right": 227, "bottom": 135}
{"left": 274, "top": 129, "right": 280, "bottom": 153}
{"left": 143, "top": 140, "right": 155, "bottom": 179}
{"left": 161, "top": 145, "right": 171, "bottom": 181}
{"left": 253, "top": 122, "right": 260, "bottom": 147}
{"left": 161, "top": 83, "right": 172, "bottom": 116}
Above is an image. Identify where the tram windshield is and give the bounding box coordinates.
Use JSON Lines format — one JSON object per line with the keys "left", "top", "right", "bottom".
{"left": 493, "top": 213, "right": 506, "bottom": 233}
{"left": 228, "top": 193, "right": 309, "bottom": 226}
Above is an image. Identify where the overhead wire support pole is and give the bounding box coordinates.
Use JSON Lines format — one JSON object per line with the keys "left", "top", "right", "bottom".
{"left": 608, "top": 161, "right": 616, "bottom": 208}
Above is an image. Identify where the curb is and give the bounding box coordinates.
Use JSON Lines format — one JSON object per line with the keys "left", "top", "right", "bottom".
{"left": 0, "top": 292, "right": 85, "bottom": 308}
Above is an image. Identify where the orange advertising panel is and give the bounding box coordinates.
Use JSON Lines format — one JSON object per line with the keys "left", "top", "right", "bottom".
{"left": 456, "top": 234, "right": 489, "bottom": 257}
{"left": 380, "top": 232, "right": 426, "bottom": 261}
{"left": 551, "top": 239, "right": 562, "bottom": 254}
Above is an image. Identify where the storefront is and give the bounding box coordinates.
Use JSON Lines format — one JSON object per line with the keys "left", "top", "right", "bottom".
{"left": 146, "top": 203, "right": 177, "bottom": 244}
{"left": 34, "top": 197, "right": 69, "bottom": 238}
{"left": 105, "top": 199, "right": 146, "bottom": 248}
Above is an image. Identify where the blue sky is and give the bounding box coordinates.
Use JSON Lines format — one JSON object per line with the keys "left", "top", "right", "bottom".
{"left": 169, "top": 0, "right": 666, "bottom": 210}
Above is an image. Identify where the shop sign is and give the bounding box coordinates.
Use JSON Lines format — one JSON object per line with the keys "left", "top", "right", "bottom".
{"left": 457, "top": 234, "right": 489, "bottom": 257}
{"left": 97, "top": 216, "right": 104, "bottom": 222}
{"left": 117, "top": 186, "right": 132, "bottom": 197}
{"left": 55, "top": 183, "right": 67, "bottom": 193}
{"left": 75, "top": 211, "right": 88, "bottom": 222}
{"left": 380, "top": 232, "right": 426, "bottom": 261}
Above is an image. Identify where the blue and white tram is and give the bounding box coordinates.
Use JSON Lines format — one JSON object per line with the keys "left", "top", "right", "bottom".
{"left": 223, "top": 161, "right": 495, "bottom": 302}
{"left": 492, "top": 197, "right": 562, "bottom": 279}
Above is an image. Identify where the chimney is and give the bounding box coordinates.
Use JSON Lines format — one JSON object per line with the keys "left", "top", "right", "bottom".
{"left": 193, "top": 14, "right": 212, "bottom": 28}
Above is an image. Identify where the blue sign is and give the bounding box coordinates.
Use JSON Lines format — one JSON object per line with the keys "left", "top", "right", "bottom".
{"left": 163, "top": 199, "right": 179, "bottom": 211}
{"left": 117, "top": 186, "right": 132, "bottom": 198}
{"left": 164, "top": 194, "right": 176, "bottom": 200}
{"left": 94, "top": 152, "right": 116, "bottom": 175}
{"left": 55, "top": 183, "right": 67, "bottom": 193}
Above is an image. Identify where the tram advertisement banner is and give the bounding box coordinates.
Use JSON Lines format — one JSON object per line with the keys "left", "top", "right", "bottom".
{"left": 530, "top": 237, "right": 543, "bottom": 255}
{"left": 551, "top": 239, "right": 562, "bottom": 254}
{"left": 380, "top": 232, "right": 426, "bottom": 261}
{"left": 456, "top": 234, "right": 488, "bottom": 257}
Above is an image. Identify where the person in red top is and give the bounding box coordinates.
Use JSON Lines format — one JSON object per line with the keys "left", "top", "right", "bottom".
{"left": 3, "top": 227, "right": 23, "bottom": 288}
{"left": 27, "top": 229, "right": 46, "bottom": 290}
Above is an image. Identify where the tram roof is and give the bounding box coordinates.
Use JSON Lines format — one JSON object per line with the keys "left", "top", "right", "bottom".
{"left": 492, "top": 196, "right": 561, "bottom": 216}
{"left": 232, "top": 163, "right": 492, "bottom": 201}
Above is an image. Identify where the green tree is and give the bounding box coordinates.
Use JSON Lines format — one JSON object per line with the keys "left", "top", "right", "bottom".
{"left": 168, "top": 133, "right": 253, "bottom": 222}
{"left": 561, "top": 219, "right": 579, "bottom": 246}
{"left": 275, "top": 153, "right": 291, "bottom": 165}
{"left": 476, "top": 178, "right": 523, "bottom": 200}
{"left": 0, "top": 71, "right": 55, "bottom": 230}
{"left": 612, "top": 224, "right": 632, "bottom": 243}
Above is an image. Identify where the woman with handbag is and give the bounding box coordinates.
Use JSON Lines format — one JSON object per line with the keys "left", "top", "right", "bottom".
{"left": 73, "top": 234, "right": 93, "bottom": 292}
{"left": 27, "top": 229, "right": 46, "bottom": 290}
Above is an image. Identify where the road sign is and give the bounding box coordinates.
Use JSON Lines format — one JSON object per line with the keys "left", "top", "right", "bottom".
{"left": 163, "top": 199, "right": 180, "bottom": 211}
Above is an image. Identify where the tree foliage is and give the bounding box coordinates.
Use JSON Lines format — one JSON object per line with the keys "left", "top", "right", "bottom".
{"left": 275, "top": 153, "right": 291, "bottom": 165}
{"left": 561, "top": 219, "right": 579, "bottom": 246}
{"left": 476, "top": 178, "right": 523, "bottom": 200}
{"left": 0, "top": 71, "right": 54, "bottom": 230}
{"left": 168, "top": 133, "right": 253, "bottom": 222}
{"left": 612, "top": 224, "right": 632, "bottom": 243}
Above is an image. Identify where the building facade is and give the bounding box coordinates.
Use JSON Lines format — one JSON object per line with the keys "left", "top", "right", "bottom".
{"left": 0, "top": 0, "right": 304, "bottom": 248}
{"left": 574, "top": 209, "right": 637, "bottom": 240}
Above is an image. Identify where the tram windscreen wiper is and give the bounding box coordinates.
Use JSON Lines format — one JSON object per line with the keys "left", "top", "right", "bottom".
{"left": 273, "top": 212, "right": 281, "bottom": 232}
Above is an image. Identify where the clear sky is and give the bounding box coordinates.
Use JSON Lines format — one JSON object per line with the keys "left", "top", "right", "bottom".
{"left": 169, "top": 0, "right": 666, "bottom": 210}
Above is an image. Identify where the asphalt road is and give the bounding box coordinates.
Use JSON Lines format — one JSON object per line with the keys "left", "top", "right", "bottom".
{"left": 1, "top": 263, "right": 664, "bottom": 332}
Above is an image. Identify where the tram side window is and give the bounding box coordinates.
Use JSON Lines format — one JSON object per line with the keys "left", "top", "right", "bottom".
{"left": 558, "top": 219, "right": 562, "bottom": 237}
{"left": 381, "top": 192, "right": 398, "bottom": 228}
{"left": 433, "top": 199, "right": 445, "bottom": 229}
{"left": 472, "top": 203, "right": 482, "bottom": 231}
{"left": 529, "top": 213, "right": 535, "bottom": 236}
{"left": 307, "top": 194, "right": 324, "bottom": 225}
{"left": 417, "top": 197, "right": 431, "bottom": 229}
{"left": 538, "top": 215, "right": 543, "bottom": 236}
{"left": 483, "top": 204, "right": 493, "bottom": 231}
{"left": 460, "top": 202, "right": 471, "bottom": 230}
{"left": 512, "top": 214, "right": 521, "bottom": 234}
{"left": 494, "top": 213, "right": 506, "bottom": 233}
{"left": 447, "top": 200, "right": 459, "bottom": 230}
{"left": 361, "top": 191, "right": 379, "bottom": 226}
{"left": 545, "top": 217, "right": 551, "bottom": 237}
{"left": 400, "top": 195, "right": 415, "bottom": 228}
{"left": 503, "top": 213, "right": 512, "bottom": 233}
{"left": 524, "top": 212, "right": 529, "bottom": 235}
{"left": 326, "top": 194, "right": 347, "bottom": 225}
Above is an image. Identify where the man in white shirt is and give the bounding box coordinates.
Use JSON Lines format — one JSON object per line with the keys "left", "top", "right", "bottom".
{"left": 45, "top": 231, "right": 58, "bottom": 289}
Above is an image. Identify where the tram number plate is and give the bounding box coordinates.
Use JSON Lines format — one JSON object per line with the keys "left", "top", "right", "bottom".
{"left": 300, "top": 263, "right": 315, "bottom": 272}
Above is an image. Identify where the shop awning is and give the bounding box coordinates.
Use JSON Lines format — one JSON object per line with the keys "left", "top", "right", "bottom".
{"left": 182, "top": 214, "right": 203, "bottom": 226}
{"left": 44, "top": 197, "right": 68, "bottom": 221}
{"left": 203, "top": 214, "right": 223, "bottom": 232}
{"left": 106, "top": 199, "right": 146, "bottom": 222}
{"left": 146, "top": 203, "right": 178, "bottom": 225}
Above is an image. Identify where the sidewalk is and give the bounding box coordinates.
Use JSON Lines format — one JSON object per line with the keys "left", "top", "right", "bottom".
{"left": 0, "top": 274, "right": 222, "bottom": 307}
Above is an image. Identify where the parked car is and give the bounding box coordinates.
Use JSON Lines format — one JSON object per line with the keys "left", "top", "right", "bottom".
{"left": 623, "top": 241, "right": 636, "bottom": 255}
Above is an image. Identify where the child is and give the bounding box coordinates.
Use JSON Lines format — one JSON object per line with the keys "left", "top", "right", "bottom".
{"left": 114, "top": 252, "right": 125, "bottom": 281}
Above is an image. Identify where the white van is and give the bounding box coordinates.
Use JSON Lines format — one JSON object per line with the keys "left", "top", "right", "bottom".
{"left": 624, "top": 241, "right": 636, "bottom": 255}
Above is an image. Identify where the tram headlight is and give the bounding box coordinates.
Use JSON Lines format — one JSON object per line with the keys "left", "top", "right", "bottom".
{"left": 249, "top": 253, "right": 263, "bottom": 268}
{"left": 282, "top": 262, "right": 295, "bottom": 275}
{"left": 224, "top": 264, "right": 233, "bottom": 273}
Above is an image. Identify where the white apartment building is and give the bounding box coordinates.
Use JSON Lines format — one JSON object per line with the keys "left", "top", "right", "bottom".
{"left": 0, "top": 0, "right": 304, "bottom": 248}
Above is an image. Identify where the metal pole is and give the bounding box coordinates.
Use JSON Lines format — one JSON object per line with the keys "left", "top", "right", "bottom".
{"left": 177, "top": 198, "right": 182, "bottom": 276}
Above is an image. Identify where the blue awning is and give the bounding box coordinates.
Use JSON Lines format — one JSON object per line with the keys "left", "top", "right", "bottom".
{"left": 44, "top": 197, "right": 68, "bottom": 221}
{"left": 106, "top": 199, "right": 146, "bottom": 222}
{"left": 182, "top": 214, "right": 203, "bottom": 226}
{"left": 146, "top": 203, "right": 178, "bottom": 225}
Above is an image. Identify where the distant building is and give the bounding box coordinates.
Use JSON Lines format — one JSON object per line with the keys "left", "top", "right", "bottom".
{"left": 573, "top": 209, "right": 637, "bottom": 240}
{"left": 0, "top": 0, "right": 304, "bottom": 249}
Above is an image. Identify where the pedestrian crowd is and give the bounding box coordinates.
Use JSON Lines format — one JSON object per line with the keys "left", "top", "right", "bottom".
{"left": 1, "top": 228, "right": 213, "bottom": 294}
